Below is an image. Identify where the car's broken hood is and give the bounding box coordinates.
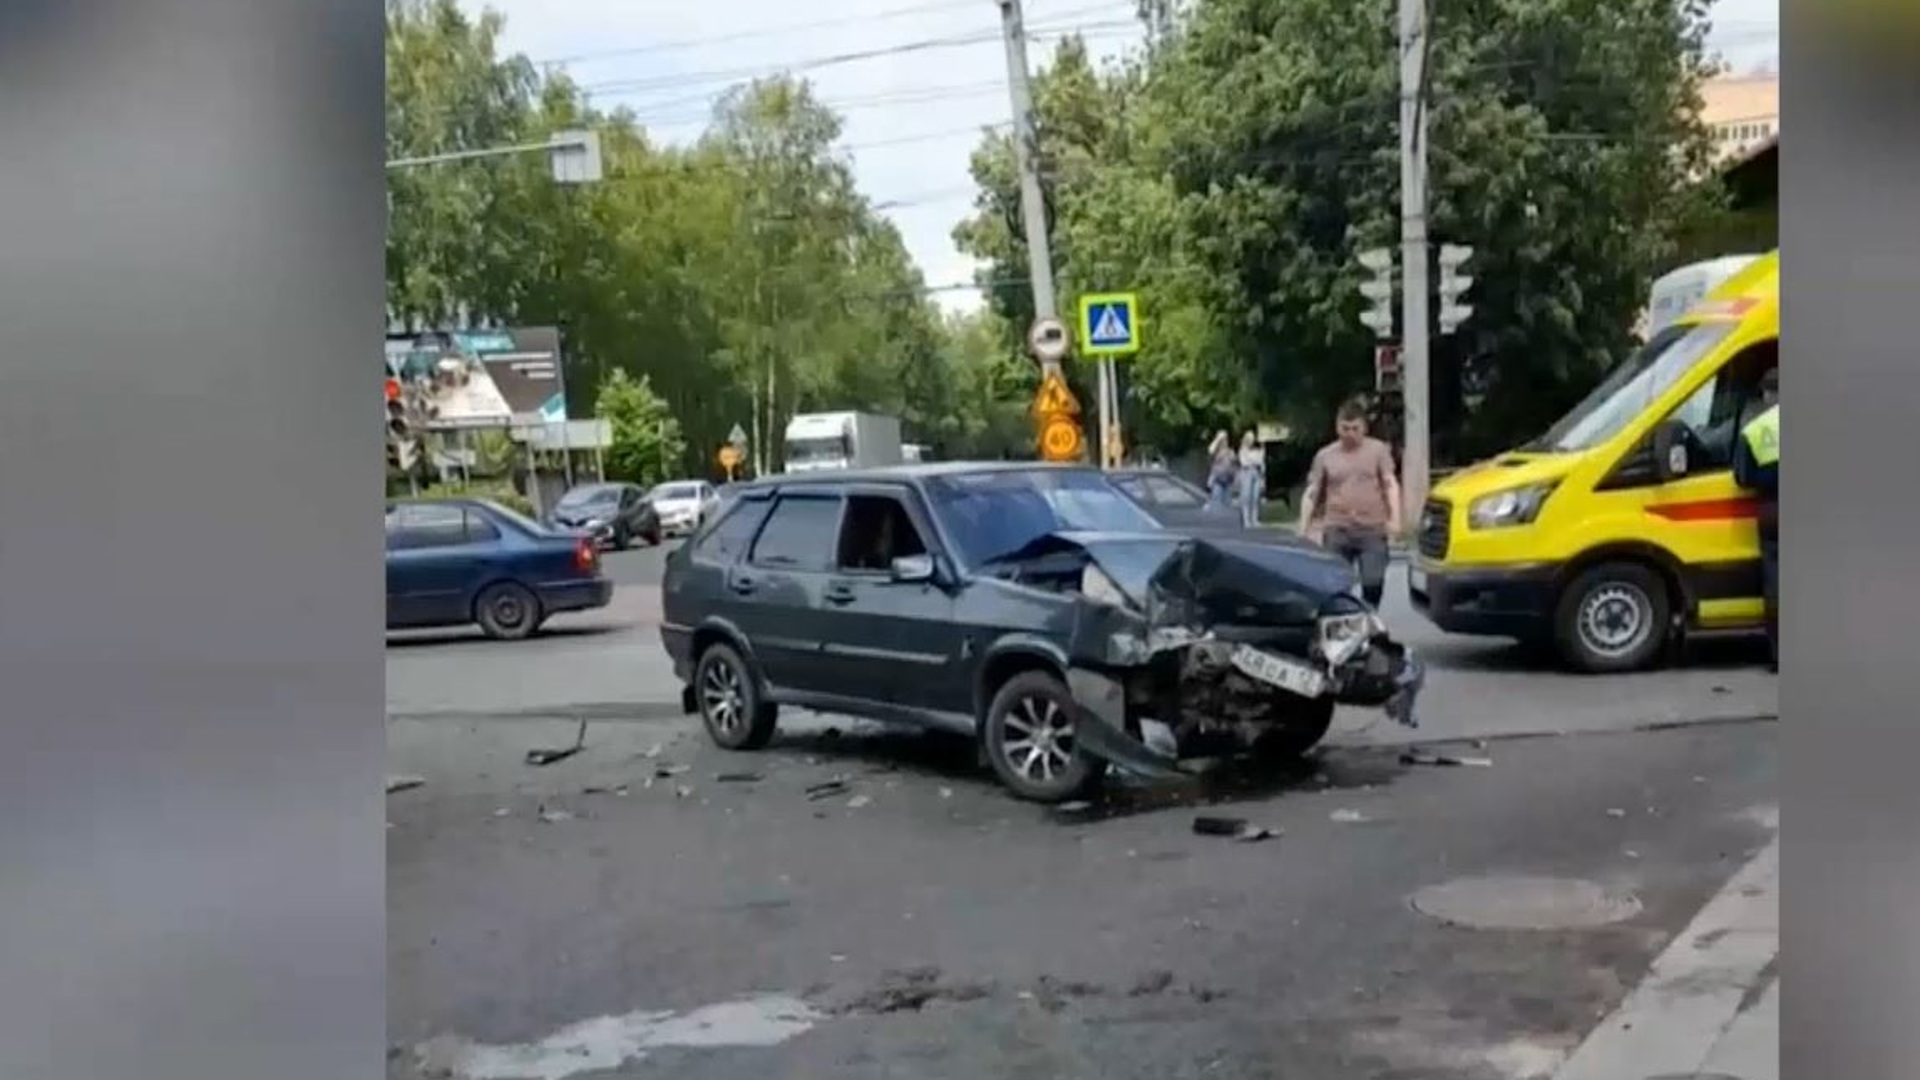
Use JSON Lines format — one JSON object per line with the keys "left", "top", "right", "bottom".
{"left": 994, "top": 530, "right": 1362, "bottom": 627}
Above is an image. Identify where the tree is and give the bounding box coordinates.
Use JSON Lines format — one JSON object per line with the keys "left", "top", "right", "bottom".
{"left": 594, "top": 369, "right": 686, "bottom": 487}
{"left": 953, "top": 0, "right": 1723, "bottom": 462}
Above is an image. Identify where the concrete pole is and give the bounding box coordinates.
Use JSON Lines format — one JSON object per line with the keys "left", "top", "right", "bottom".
{"left": 1398, "top": 0, "right": 1432, "bottom": 526}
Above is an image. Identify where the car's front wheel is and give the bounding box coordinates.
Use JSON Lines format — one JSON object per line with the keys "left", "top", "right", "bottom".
{"left": 982, "top": 670, "right": 1104, "bottom": 803}
{"left": 695, "top": 642, "right": 778, "bottom": 750}
{"left": 474, "top": 582, "right": 542, "bottom": 640}
{"left": 1554, "top": 562, "right": 1670, "bottom": 674}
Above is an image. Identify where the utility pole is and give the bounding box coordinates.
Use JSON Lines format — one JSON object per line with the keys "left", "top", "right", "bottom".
{"left": 1397, "top": 0, "right": 1432, "bottom": 526}
{"left": 996, "top": 0, "right": 1058, "bottom": 338}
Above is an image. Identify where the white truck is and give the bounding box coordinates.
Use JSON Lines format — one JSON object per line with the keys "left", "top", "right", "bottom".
{"left": 1641, "top": 254, "right": 1762, "bottom": 339}
{"left": 782, "top": 411, "right": 905, "bottom": 472}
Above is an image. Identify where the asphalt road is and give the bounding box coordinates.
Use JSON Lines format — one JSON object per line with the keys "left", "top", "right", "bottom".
{"left": 387, "top": 717, "right": 1778, "bottom": 1080}
{"left": 385, "top": 542, "right": 1779, "bottom": 745}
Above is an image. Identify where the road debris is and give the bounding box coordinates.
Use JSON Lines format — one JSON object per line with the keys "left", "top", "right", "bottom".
{"left": 716, "top": 771, "right": 763, "bottom": 783}
{"left": 1606, "top": 808, "right": 1627, "bottom": 818}
{"left": 386, "top": 774, "right": 426, "bottom": 794}
{"left": 805, "top": 778, "right": 853, "bottom": 801}
{"left": 1129, "top": 970, "right": 1176, "bottom": 997}
{"left": 492, "top": 807, "right": 511, "bottom": 818}
{"left": 654, "top": 764, "right": 691, "bottom": 779}
{"left": 835, "top": 966, "right": 991, "bottom": 1015}
{"left": 1400, "top": 750, "right": 1493, "bottom": 767}
{"left": 537, "top": 805, "right": 574, "bottom": 824}
{"left": 643, "top": 743, "right": 665, "bottom": 759}
{"left": 526, "top": 719, "right": 589, "bottom": 766}
{"left": 938, "top": 787, "right": 953, "bottom": 799}
{"left": 1330, "top": 809, "right": 1373, "bottom": 824}
{"left": 582, "top": 784, "right": 630, "bottom": 796}
{"left": 1192, "top": 816, "right": 1278, "bottom": 842}
{"left": 675, "top": 785, "right": 695, "bottom": 799}
{"left": 847, "top": 795, "right": 872, "bottom": 809}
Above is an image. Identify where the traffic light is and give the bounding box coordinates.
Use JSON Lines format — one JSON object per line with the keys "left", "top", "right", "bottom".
{"left": 1356, "top": 247, "right": 1395, "bottom": 340}
{"left": 1437, "top": 244, "right": 1474, "bottom": 335}
{"left": 384, "top": 377, "right": 429, "bottom": 474}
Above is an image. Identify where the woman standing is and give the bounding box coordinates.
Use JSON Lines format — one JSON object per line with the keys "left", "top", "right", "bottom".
{"left": 1205, "top": 430, "right": 1236, "bottom": 508}
{"left": 1236, "top": 431, "right": 1266, "bottom": 527}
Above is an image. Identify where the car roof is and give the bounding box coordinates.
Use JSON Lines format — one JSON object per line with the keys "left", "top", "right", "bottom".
{"left": 730, "top": 461, "right": 1100, "bottom": 493}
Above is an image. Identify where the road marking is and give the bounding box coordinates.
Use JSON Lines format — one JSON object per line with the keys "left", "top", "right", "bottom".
{"left": 413, "top": 994, "right": 822, "bottom": 1080}
{"left": 1548, "top": 831, "right": 1778, "bottom": 1080}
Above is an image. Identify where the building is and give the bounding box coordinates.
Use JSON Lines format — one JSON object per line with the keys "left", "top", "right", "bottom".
{"left": 1700, "top": 74, "right": 1779, "bottom": 166}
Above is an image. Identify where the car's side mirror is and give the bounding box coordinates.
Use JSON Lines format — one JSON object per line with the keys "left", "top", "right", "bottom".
{"left": 1651, "top": 420, "right": 1691, "bottom": 482}
{"left": 890, "top": 554, "right": 937, "bottom": 583}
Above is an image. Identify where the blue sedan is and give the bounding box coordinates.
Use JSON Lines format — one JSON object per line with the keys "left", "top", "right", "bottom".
{"left": 385, "top": 498, "right": 613, "bottom": 639}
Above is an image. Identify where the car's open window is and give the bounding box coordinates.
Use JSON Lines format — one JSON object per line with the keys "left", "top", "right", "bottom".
{"left": 692, "top": 497, "right": 773, "bottom": 563}
{"left": 834, "top": 493, "right": 929, "bottom": 574}
{"left": 748, "top": 495, "right": 843, "bottom": 572}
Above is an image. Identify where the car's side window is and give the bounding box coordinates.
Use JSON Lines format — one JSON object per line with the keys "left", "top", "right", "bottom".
{"left": 748, "top": 496, "right": 842, "bottom": 572}
{"left": 463, "top": 510, "right": 501, "bottom": 543}
{"left": 1112, "top": 477, "right": 1149, "bottom": 502}
{"left": 694, "top": 498, "right": 773, "bottom": 563}
{"left": 620, "top": 487, "right": 638, "bottom": 509}
{"left": 1662, "top": 339, "right": 1778, "bottom": 474}
{"left": 388, "top": 504, "right": 470, "bottom": 550}
{"left": 835, "top": 493, "right": 929, "bottom": 574}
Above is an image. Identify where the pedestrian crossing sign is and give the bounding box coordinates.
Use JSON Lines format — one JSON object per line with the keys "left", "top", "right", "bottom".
{"left": 1077, "top": 292, "right": 1141, "bottom": 357}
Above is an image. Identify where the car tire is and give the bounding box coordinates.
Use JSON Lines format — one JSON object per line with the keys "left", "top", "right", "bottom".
{"left": 695, "top": 642, "right": 778, "bottom": 750}
{"left": 1554, "top": 562, "right": 1671, "bottom": 674}
{"left": 474, "top": 582, "right": 542, "bottom": 641}
{"left": 1249, "top": 694, "right": 1337, "bottom": 763}
{"left": 981, "top": 670, "right": 1104, "bottom": 804}
{"left": 612, "top": 524, "right": 631, "bottom": 551}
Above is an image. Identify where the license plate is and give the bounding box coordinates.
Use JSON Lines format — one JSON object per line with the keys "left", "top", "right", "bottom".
{"left": 1229, "top": 645, "right": 1330, "bottom": 699}
{"left": 1407, "top": 565, "right": 1428, "bottom": 594}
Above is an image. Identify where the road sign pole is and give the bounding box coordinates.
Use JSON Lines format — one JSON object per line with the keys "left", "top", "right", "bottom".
{"left": 1398, "top": 0, "right": 1433, "bottom": 526}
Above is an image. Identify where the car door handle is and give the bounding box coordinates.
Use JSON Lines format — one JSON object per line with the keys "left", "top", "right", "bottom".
{"left": 823, "top": 583, "right": 856, "bottom": 605}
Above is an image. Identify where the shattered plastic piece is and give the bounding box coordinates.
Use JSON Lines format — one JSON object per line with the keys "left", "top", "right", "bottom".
{"left": 1401, "top": 751, "right": 1491, "bottom": 767}
{"left": 805, "top": 778, "right": 853, "bottom": 801}
{"left": 847, "top": 795, "right": 872, "bottom": 809}
{"left": 537, "top": 806, "right": 574, "bottom": 824}
{"left": 526, "top": 719, "right": 589, "bottom": 766}
{"left": 1330, "top": 809, "right": 1371, "bottom": 824}
{"left": 1193, "top": 816, "right": 1277, "bottom": 841}
{"left": 654, "top": 764, "right": 691, "bottom": 779}
{"left": 1606, "top": 808, "right": 1627, "bottom": 818}
{"left": 643, "top": 743, "right": 665, "bottom": 759}
{"left": 675, "top": 785, "right": 694, "bottom": 799}
{"left": 492, "top": 807, "right": 511, "bottom": 818}
{"left": 716, "top": 771, "right": 764, "bottom": 783}
{"left": 386, "top": 775, "right": 426, "bottom": 794}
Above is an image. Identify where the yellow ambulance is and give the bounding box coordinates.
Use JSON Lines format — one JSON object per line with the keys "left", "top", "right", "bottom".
{"left": 1408, "top": 251, "right": 1779, "bottom": 672}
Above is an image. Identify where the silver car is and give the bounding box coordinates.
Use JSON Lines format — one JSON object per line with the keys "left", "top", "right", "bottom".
{"left": 648, "top": 480, "right": 721, "bottom": 537}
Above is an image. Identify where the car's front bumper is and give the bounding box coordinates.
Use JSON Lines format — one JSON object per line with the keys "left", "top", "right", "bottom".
{"left": 1408, "top": 559, "right": 1558, "bottom": 639}
{"left": 1066, "top": 633, "right": 1426, "bottom": 778}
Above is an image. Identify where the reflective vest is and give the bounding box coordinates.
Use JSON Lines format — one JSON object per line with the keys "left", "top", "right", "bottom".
{"left": 1742, "top": 404, "right": 1779, "bottom": 467}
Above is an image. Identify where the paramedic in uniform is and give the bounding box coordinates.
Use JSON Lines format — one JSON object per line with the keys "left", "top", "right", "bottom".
{"left": 1732, "top": 368, "right": 1779, "bottom": 671}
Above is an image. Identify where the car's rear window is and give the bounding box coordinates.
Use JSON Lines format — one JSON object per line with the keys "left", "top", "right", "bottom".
{"left": 749, "top": 496, "right": 842, "bottom": 571}
{"left": 694, "top": 498, "right": 773, "bottom": 562}
{"left": 654, "top": 483, "right": 699, "bottom": 501}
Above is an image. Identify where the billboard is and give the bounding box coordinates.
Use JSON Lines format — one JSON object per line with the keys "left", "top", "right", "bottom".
{"left": 383, "top": 326, "right": 568, "bottom": 430}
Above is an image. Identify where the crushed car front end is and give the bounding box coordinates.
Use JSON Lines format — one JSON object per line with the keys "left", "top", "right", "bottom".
{"left": 991, "top": 532, "right": 1426, "bottom": 777}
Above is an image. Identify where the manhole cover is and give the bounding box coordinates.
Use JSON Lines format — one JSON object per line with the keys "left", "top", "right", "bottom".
{"left": 1410, "top": 875, "right": 1641, "bottom": 930}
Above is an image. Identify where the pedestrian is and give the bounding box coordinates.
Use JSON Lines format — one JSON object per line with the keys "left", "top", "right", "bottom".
{"left": 1237, "top": 430, "right": 1266, "bottom": 527}
{"left": 1205, "top": 430, "right": 1236, "bottom": 508}
{"left": 1732, "top": 366, "right": 1779, "bottom": 672}
{"left": 1297, "top": 399, "right": 1402, "bottom": 608}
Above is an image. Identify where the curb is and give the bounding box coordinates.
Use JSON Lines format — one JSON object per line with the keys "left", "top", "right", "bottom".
{"left": 1548, "top": 833, "right": 1779, "bottom": 1080}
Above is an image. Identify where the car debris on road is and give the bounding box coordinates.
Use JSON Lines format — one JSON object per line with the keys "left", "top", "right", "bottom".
{"left": 1192, "top": 815, "right": 1279, "bottom": 842}
{"left": 525, "top": 719, "right": 589, "bottom": 766}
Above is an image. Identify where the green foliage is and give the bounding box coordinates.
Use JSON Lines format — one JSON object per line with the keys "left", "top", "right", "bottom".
{"left": 593, "top": 369, "right": 686, "bottom": 487}
{"left": 400, "top": 484, "right": 537, "bottom": 518}
{"left": 385, "top": 0, "right": 1001, "bottom": 473}
{"left": 955, "top": 3, "right": 1724, "bottom": 462}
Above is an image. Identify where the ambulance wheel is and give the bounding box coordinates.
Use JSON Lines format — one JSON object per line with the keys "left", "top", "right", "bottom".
{"left": 1554, "top": 562, "right": 1669, "bottom": 674}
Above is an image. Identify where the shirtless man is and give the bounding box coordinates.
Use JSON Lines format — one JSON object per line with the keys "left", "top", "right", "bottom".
{"left": 1298, "top": 399, "right": 1402, "bottom": 607}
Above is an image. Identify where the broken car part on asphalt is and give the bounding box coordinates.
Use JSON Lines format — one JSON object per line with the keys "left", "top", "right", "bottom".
{"left": 526, "top": 718, "right": 589, "bottom": 766}
{"left": 995, "top": 532, "right": 1427, "bottom": 781}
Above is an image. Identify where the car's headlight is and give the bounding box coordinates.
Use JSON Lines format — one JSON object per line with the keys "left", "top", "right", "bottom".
{"left": 1467, "top": 482, "right": 1557, "bottom": 530}
{"left": 1316, "top": 610, "right": 1385, "bottom": 666}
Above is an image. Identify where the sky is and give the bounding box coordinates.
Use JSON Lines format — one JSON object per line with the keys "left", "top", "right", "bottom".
{"left": 460, "top": 0, "right": 1778, "bottom": 314}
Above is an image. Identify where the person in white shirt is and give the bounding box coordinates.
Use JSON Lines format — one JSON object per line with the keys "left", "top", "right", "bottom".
{"left": 1236, "top": 431, "right": 1266, "bottom": 527}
